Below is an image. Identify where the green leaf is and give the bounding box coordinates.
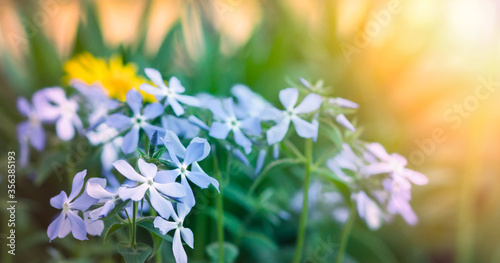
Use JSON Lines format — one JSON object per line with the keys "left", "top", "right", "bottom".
{"left": 117, "top": 243, "right": 152, "bottom": 263}
{"left": 137, "top": 220, "right": 173, "bottom": 243}
{"left": 206, "top": 242, "right": 239, "bottom": 263}
{"left": 241, "top": 231, "right": 278, "bottom": 251}
{"left": 104, "top": 223, "right": 127, "bottom": 244}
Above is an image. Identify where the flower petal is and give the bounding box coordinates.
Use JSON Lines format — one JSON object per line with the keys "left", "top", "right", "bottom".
{"left": 50, "top": 191, "right": 68, "bottom": 209}
{"left": 180, "top": 227, "right": 194, "bottom": 249}
{"left": 233, "top": 129, "right": 252, "bottom": 154}
{"left": 240, "top": 117, "right": 261, "bottom": 136}
{"left": 67, "top": 209, "right": 88, "bottom": 240}
{"left": 208, "top": 99, "right": 229, "bottom": 120}
{"left": 180, "top": 175, "right": 195, "bottom": 208}
{"left": 68, "top": 170, "right": 87, "bottom": 201}
{"left": 113, "top": 160, "right": 146, "bottom": 183}
{"left": 186, "top": 171, "right": 213, "bottom": 189}
{"left": 70, "top": 191, "right": 98, "bottom": 211}
{"left": 336, "top": 114, "right": 356, "bottom": 132}
{"left": 291, "top": 116, "right": 317, "bottom": 139}
{"left": 154, "top": 182, "right": 186, "bottom": 198}
{"left": 122, "top": 126, "right": 140, "bottom": 154}
{"left": 47, "top": 213, "right": 64, "bottom": 241}
{"left": 143, "top": 103, "right": 164, "bottom": 120}
{"left": 168, "top": 77, "right": 185, "bottom": 93}
{"left": 56, "top": 117, "right": 75, "bottom": 141}
{"left": 294, "top": 93, "right": 322, "bottom": 114}
{"left": 209, "top": 122, "right": 231, "bottom": 139}
{"left": 153, "top": 216, "right": 177, "bottom": 235}
{"left": 255, "top": 149, "right": 267, "bottom": 175}
{"left": 149, "top": 187, "right": 175, "bottom": 219}
{"left": 279, "top": 88, "right": 299, "bottom": 110}
{"left": 138, "top": 159, "right": 158, "bottom": 179}
{"left": 106, "top": 113, "right": 132, "bottom": 131}
{"left": 163, "top": 130, "right": 186, "bottom": 158}
{"left": 266, "top": 119, "right": 290, "bottom": 145}
{"left": 168, "top": 96, "right": 185, "bottom": 116}
{"left": 140, "top": 83, "right": 166, "bottom": 96}
{"left": 184, "top": 141, "right": 206, "bottom": 165}
{"left": 17, "top": 97, "right": 31, "bottom": 116}
{"left": 402, "top": 169, "right": 428, "bottom": 185}
{"left": 145, "top": 68, "right": 167, "bottom": 88}
{"left": 47, "top": 212, "right": 65, "bottom": 241}
{"left": 176, "top": 94, "right": 201, "bottom": 107}
{"left": 173, "top": 230, "right": 188, "bottom": 263}
{"left": 126, "top": 89, "right": 143, "bottom": 116}
{"left": 118, "top": 184, "right": 149, "bottom": 201}
{"left": 155, "top": 169, "right": 182, "bottom": 183}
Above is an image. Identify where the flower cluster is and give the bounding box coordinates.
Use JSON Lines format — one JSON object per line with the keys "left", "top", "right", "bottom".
{"left": 18, "top": 61, "right": 427, "bottom": 263}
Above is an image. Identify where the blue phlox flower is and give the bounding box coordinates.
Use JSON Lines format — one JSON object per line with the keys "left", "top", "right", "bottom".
{"left": 114, "top": 159, "right": 186, "bottom": 219}
{"left": 140, "top": 68, "right": 201, "bottom": 116}
{"left": 47, "top": 170, "right": 98, "bottom": 241}
{"left": 154, "top": 201, "right": 193, "bottom": 263}
{"left": 158, "top": 130, "right": 218, "bottom": 208}
{"left": 107, "top": 89, "right": 164, "bottom": 154}
{"left": 208, "top": 98, "right": 261, "bottom": 154}
{"left": 266, "top": 88, "right": 322, "bottom": 145}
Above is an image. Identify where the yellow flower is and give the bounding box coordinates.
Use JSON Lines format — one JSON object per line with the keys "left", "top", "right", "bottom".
{"left": 63, "top": 52, "right": 155, "bottom": 102}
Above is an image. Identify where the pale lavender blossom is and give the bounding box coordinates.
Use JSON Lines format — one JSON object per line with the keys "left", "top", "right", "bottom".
{"left": 154, "top": 201, "right": 194, "bottom": 263}
{"left": 267, "top": 88, "right": 321, "bottom": 145}
{"left": 140, "top": 68, "right": 200, "bottom": 116}
{"left": 362, "top": 143, "right": 429, "bottom": 186}
{"left": 209, "top": 98, "right": 261, "bottom": 154}
{"left": 36, "top": 87, "right": 83, "bottom": 141}
{"left": 158, "top": 130, "right": 218, "bottom": 208}
{"left": 107, "top": 89, "right": 164, "bottom": 154}
{"left": 47, "top": 170, "right": 98, "bottom": 241}
{"left": 17, "top": 91, "right": 49, "bottom": 166}
{"left": 114, "top": 159, "right": 186, "bottom": 219}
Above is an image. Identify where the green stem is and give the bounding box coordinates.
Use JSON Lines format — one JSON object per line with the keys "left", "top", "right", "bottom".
{"left": 293, "top": 139, "right": 313, "bottom": 263}
{"left": 336, "top": 201, "right": 356, "bottom": 263}
{"left": 214, "top": 153, "right": 224, "bottom": 263}
{"left": 131, "top": 201, "right": 138, "bottom": 247}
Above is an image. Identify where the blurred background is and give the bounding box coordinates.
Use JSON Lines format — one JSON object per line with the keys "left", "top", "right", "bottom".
{"left": 1, "top": 0, "right": 500, "bottom": 262}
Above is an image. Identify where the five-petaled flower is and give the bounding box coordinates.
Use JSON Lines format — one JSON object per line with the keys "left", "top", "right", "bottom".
{"left": 267, "top": 88, "right": 322, "bottom": 145}
{"left": 114, "top": 159, "right": 186, "bottom": 219}
{"left": 159, "top": 130, "right": 218, "bottom": 208}
{"left": 208, "top": 98, "right": 261, "bottom": 154}
{"left": 107, "top": 89, "right": 164, "bottom": 154}
{"left": 140, "top": 68, "right": 200, "bottom": 116}
{"left": 47, "top": 170, "right": 99, "bottom": 241}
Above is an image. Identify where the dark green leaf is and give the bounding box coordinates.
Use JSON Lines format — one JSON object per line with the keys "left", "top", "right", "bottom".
{"left": 117, "top": 243, "right": 152, "bottom": 263}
